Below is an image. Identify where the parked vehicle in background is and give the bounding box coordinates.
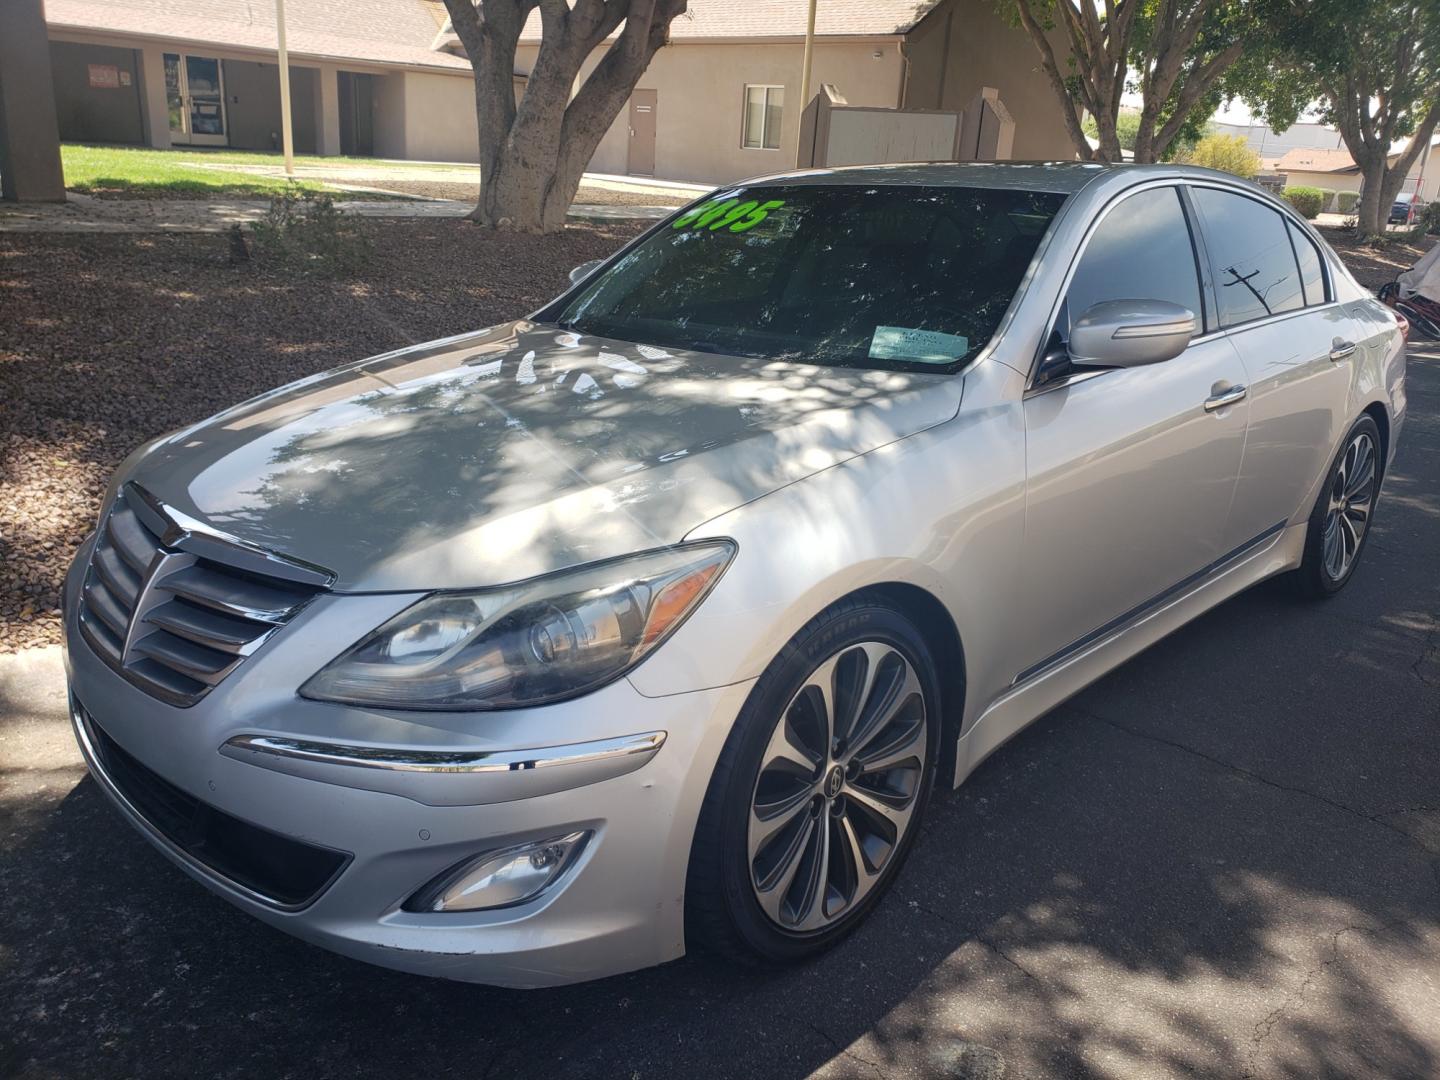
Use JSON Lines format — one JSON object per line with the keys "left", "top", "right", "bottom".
{"left": 63, "top": 163, "right": 1406, "bottom": 988}
{"left": 1391, "top": 191, "right": 1427, "bottom": 225}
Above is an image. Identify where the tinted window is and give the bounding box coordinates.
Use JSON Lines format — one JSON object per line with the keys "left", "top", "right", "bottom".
{"left": 1063, "top": 187, "right": 1203, "bottom": 333}
{"left": 554, "top": 184, "right": 1065, "bottom": 370}
{"left": 1191, "top": 188, "right": 1303, "bottom": 327}
{"left": 1288, "top": 221, "right": 1326, "bottom": 306}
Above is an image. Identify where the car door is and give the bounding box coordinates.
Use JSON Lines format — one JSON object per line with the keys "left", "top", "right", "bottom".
{"left": 1187, "top": 186, "right": 1356, "bottom": 547}
{"left": 1016, "top": 184, "right": 1251, "bottom": 685}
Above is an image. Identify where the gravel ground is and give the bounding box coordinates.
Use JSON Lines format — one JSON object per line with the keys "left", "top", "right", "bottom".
{"left": 1316, "top": 227, "right": 1429, "bottom": 289}
{"left": 0, "top": 219, "right": 643, "bottom": 651}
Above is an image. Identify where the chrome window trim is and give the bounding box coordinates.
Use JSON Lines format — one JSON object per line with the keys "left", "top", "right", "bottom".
{"left": 1184, "top": 181, "right": 1329, "bottom": 330}
{"left": 1027, "top": 175, "right": 1342, "bottom": 391}
{"left": 1027, "top": 178, "right": 1207, "bottom": 389}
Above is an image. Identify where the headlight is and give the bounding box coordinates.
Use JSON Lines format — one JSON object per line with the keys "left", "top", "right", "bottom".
{"left": 300, "top": 541, "right": 735, "bottom": 710}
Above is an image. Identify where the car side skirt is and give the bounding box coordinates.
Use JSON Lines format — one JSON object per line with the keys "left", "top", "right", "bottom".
{"left": 950, "top": 520, "right": 1306, "bottom": 788}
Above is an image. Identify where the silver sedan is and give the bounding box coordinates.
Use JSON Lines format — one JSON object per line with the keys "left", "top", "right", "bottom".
{"left": 63, "top": 163, "right": 1406, "bottom": 986}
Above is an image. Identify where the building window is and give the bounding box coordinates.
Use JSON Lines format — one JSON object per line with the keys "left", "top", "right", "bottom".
{"left": 743, "top": 85, "right": 784, "bottom": 150}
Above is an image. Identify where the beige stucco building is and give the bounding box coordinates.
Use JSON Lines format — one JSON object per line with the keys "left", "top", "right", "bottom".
{"left": 38, "top": 0, "right": 1076, "bottom": 184}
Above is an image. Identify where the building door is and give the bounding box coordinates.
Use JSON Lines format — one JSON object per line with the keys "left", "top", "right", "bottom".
{"left": 627, "top": 89, "right": 656, "bottom": 176}
{"left": 338, "top": 72, "right": 374, "bottom": 157}
{"left": 165, "top": 53, "right": 228, "bottom": 146}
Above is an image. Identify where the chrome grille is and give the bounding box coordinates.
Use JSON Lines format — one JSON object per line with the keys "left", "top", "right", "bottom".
{"left": 78, "top": 485, "right": 330, "bottom": 707}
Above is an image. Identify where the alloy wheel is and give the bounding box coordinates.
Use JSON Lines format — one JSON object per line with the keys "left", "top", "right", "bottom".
{"left": 747, "top": 641, "right": 928, "bottom": 933}
{"left": 1322, "top": 430, "right": 1377, "bottom": 582}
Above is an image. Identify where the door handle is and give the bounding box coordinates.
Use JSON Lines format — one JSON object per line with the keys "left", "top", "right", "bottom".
{"left": 1204, "top": 384, "right": 1247, "bottom": 411}
{"left": 1329, "top": 338, "right": 1357, "bottom": 361}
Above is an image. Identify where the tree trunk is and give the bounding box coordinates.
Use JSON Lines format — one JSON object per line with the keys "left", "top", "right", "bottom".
{"left": 1353, "top": 159, "right": 1412, "bottom": 238}
{"left": 443, "top": 0, "right": 685, "bottom": 233}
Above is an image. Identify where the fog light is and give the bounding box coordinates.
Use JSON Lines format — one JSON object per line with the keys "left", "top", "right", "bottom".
{"left": 406, "top": 831, "right": 590, "bottom": 913}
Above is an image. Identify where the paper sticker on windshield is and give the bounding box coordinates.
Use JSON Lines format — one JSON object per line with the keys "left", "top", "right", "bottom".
{"left": 869, "top": 326, "right": 968, "bottom": 364}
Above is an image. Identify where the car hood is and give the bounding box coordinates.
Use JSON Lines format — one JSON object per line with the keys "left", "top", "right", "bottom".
{"left": 123, "top": 321, "right": 963, "bottom": 591}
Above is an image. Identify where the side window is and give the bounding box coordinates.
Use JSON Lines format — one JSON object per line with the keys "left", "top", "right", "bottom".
{"left": 1190, "top": 188, "right": 1304, "bottom": 327}
{"left": 1287, "top": 221, "right": 1327, "bottom": 306}
{"left": 1064, "top": 186, "right": 1204, "bottom": 333}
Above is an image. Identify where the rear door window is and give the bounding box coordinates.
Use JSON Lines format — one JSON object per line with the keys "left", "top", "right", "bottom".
{"left": 1190, "top": 188, "right": 1304, "bottom": 327}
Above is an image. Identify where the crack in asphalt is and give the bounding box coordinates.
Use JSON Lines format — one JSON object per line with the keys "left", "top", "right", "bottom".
{"left": 1410, "top": 627, "right": 1440, "bottom": 689}
{"left": 1241, "top": 919, "right": 1410, "bottom": 1079}
{"left": 908, "top": 899, "right": 1043, "bottom": 984}
{"left": 1079, "top": 710, "right": 1438, "bottom": 856}
{"left": 779, "top": 1011, "right": 889, "bottom": 1079}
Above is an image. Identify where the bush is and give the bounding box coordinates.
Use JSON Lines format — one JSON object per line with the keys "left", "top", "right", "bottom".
{"left": 1337, "top": 190, "right": 1360, "bottom": 214}
{"left": 1423, "top": 200, "right": 1440, "bottom": 235}
{"left": 1179, "top": 133, "right": 1261, "bottom": 179}
{"left": 1283, "top": 186, "right": 1326, "bottom": 219}
{"left": 250, "top": 187, "right": 372, "bottom": 275}
{"left": 1313, "top": 187, "right": 1338, "bottom": 212}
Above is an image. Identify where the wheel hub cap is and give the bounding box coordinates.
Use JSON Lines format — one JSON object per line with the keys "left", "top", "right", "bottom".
{"left": 1322, "top": 431, "right": 1377, "bottom": 582}
{"left": 747, "top": 641, "right": 928, "bottom": 934}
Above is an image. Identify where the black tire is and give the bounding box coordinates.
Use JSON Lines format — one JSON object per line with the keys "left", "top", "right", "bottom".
{"left": 685, "top": 593, "right": 943, "bottom": 965}
{"left": 1287, "top": 414, "right": 1383, "bottom": 599}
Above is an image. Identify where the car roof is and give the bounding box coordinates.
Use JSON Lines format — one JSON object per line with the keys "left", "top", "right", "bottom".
{"left": 738, "top": 160, "right": 1274, "bottom": 197}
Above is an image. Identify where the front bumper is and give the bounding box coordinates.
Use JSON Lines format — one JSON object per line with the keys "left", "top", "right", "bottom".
{"left": 63, "top": 539, "right": 754, "bottom": 987}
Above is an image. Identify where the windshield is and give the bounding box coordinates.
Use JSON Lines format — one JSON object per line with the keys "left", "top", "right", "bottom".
{"left": 552, "top": 184, "right": 1066, "bottom": 370}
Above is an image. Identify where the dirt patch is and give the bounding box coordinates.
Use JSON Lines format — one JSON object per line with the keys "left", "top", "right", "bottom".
{"left": 369, "top": 179, "right": 692, "bottom": 208}
{"left": 0, "top": 219, "right": 643, "bottom": 651}
{"left": 1316, "top": 226, "right": 1429, "bottom": 290}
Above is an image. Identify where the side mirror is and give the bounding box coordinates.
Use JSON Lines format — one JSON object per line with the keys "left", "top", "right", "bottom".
{"left": 568, "top": 259, "right": 604, "bottom": 286}
{"left": 1068, "top": 300, "right": 1197, "bottom": 369}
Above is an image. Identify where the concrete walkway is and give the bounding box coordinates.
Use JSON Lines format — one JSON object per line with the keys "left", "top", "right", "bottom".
{"left": 0, "top": 192, "right": 674, "bottom": 233}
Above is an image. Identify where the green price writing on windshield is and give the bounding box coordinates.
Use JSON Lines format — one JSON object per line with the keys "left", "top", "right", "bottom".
{"left": 672, "top": 198, "right": 786, "bottom": 233}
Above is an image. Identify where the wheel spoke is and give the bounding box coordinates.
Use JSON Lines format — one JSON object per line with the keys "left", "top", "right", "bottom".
{"left": 800, "top": 654, "right": 841, "bottom": 751}
{"left": 846, "top": 658, "right": 919, "bottom": 762}
{"left": 853, "top": 714, "right": 925, "bottom": 776}
{"left": 838, "top": 812, "right": 883, "bottom": 905}
{"left": 761, "top": 714, "right": 820, "bottom": 778}
{"left": 753, "top": 814, "right": 816, "bottom": 923}
{"left": 1339, "top": 509, "right": 1359, "bottom": 553}
{"left": 750, "top": 786, "right": 815, "bottom": 855}
{"left": 791, "top": 814, "right": 834, "bottom": 931}
{"left": 1323, "top": 516, "right": 1343, "bottom": 578}
{"left": 844, "top": 782, "right": 913, "bottom": 829}
{"left": 1345, "top": 438, "right": 1374, "bottom": 499}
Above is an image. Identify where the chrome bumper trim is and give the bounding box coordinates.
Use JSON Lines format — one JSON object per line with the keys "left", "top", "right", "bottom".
{"left": 219, "top": 730, "right": 668, "bottom": 806}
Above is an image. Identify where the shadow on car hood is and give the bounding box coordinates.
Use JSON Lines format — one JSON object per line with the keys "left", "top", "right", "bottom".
{"left": 126, "top": 321, "right": 963, "bottom": 590}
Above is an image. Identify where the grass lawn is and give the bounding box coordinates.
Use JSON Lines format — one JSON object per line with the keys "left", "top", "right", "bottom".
{"left": 60, "top": 144, "right": 398, "bottom": 199}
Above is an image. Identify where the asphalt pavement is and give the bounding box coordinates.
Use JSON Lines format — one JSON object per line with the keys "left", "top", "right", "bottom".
{"left": 2, "top": 347, "right": 1437, "bottom": 1080}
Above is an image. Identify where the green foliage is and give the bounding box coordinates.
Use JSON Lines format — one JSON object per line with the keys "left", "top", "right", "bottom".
{"left": 1337, "top": 190, "right": 1360, "bottom": 214}
{"left": 1282, "top": 186, "right": 1326, "bottom": 219}
{"left": 1422, "top": 200, "right": 1440, "bottom": 235}
{"left": 1082, "top": 109, "right": 1143, "bottom": 152}
{"left": 1179, "top": 133, "right": 1262, "bottom": 178}
{"left": 250, "top": 189, "right": 372, "bottom": 275}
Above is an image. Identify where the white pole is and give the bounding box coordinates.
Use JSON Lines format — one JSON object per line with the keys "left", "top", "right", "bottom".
{"left": 799, "top": 0, "right": 817, "bottom": 139}
{"left": 276, "top": 0, "right": 295, "bottom": 177}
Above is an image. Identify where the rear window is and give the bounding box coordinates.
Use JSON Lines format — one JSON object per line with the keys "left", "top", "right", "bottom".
{"left": 1191, "top": 187, "right": 1304, "bottom": 328}
{"left": 551, "top": 184, "right": 1066, "bottom": 371}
